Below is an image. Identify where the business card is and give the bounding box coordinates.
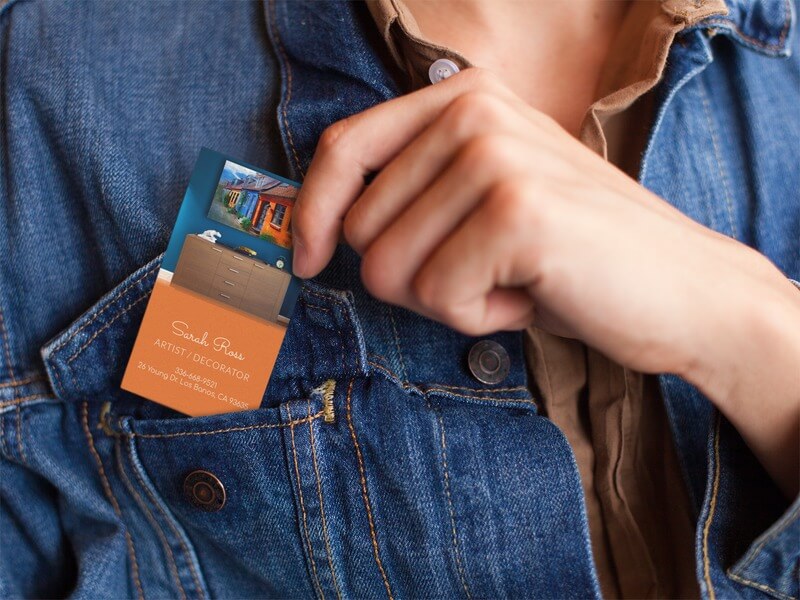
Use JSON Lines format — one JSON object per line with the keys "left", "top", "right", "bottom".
{"left": 121, "top": 148, "right": 302, "bottom": 416}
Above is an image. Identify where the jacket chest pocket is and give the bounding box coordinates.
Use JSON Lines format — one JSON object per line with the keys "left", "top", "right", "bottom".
{"left": 37, "top": 254, "right": 372, "bottom": 598}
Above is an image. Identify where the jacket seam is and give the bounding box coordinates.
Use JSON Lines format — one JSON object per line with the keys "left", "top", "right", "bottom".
{"left": 698, "top": 76, "right": 738, "bottom": 239}
{"left": 286, "top": 402, "right": 325, "bottom": 600}
{"left": 115, "top": 434, "right": 182, "bottom": 600}
{"left": 699, "top": 0, "right": 792, "bottom": 51}
{"left": 432, "top": 406, "right": 473, "bottom": 598}
{"left": 367, "top": 359, "right": 536, "bottom": 404}
{"left": 0, "top": 375, "right": 45, "bottom": 389}
{"left": 267, "top": 0, "right": 305, "bottom": 178}
{"left": 307, "top": 397, "right": 344, "bottom": 600}
{"left": 732, "top": 501, "right": 800, "bottom": 574}
{"left": 81, "top": 402, "right": 145, "bottom": 600}
{"left": 726, "top": 500, "right": 800, "bottom": 600}
{"left": 387, "top": 306, "right": 409, "bottom": 383}
{"left": 701, "top": 413, "right": 722, "bottom": 600}
{"left": 367, "top": 353, "right": 529, "bottom": 393}
{"left": 345, "top": 378, "right": 394, "bottom": 599}
{"left": 0, "top": 393, "right": 49, "bottom": 409}
{"left": 0, "top": 307, "right": 27, "bottom": 466}
{"left": 0, "top": 307, "right": 17, "bottom": 385}
{"left": 66, "top": 293, "right": 150, "bottom": 364}
{"left": 48, "top": 263, "right": 159, "bottom": 359}
{"left": 128, "top": 435, "right": 205, "bottom": 599}
{"left": 726, "top": 571, "right": 797, "bottom": 600}
{"left": 130, "top": 410, "right": 324, "bottom": 439}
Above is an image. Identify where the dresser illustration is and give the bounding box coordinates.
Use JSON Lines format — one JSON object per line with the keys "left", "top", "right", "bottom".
{"left": 171, "top": 234, "right": 291, "bottom": 324}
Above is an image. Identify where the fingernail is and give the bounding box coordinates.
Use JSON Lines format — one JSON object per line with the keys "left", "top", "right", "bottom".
{"left": 293, "top": 237, "right": 308, "bottom": 278}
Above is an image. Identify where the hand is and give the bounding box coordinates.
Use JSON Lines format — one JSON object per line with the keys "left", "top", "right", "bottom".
{"left": 292, "top": 68, "right": 800, "bottom": 495}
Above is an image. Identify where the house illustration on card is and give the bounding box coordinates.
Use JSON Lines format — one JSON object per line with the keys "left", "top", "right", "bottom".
{"left": 221, "top": 174, "right": 294, "bottom": 249}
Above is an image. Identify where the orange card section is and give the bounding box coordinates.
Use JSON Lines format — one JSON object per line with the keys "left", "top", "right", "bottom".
{"left": 122, "top": 276, "right": 286, "bottom": 416}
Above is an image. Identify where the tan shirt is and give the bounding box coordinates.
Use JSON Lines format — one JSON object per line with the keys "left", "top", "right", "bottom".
{"left": 367, "top": 1, "right": 732, "bottom": 597}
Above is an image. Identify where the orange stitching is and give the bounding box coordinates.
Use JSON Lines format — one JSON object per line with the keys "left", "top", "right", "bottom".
{"left": 50, "top": 363, "right": 67, "bottom": 399}
{"left": 727, "top": 500, "right": 800, "bottom": 595}
{"left": 302, "top": 289, "right": 348, "bottom": 310}
{"left": 424, "top": 388, "right": 537, "bottom": 404}
{"left": 287, "top": 403, "right": 324, "bottom": 599}
{"left": 0, "top": 394, "right": 49, "bottom": 409}
{"left": 727, "top": 571, "right": 797, "bottom": 600}
{"left": 435, "top": 410, "right": 472, "bottom": 598}
{"left": 0, "top": 375, "right": 45, "bottom": 389}
{"left": 367, "top": 361, "right": 536, "bottom": 404}
{"left": 427, "top": 383, "right": 528, "bottom": 394}
{"left": 268, "top": 0, "right": 306, "bottom": 178}
{"left": 82, "top": 403, "right": 146, "bottom": 600}
{"left": 305, "top": 304, "right": 332, "bottom": 314}
{"left": 702, "top": 413, "right": 722, "bottom": 600}
{"left": 366, "top": 360, "right": 402, "bottom": 381}
{"left": 126, "top": 433, "right": 204, "bottom": 599}
{"left": 737, "top": 501, "right": 800, "bottom": 571}
{"left": 307, "top": 398, "right": 343, "bottom": 600}
{"left": 50, "top": 263, "right": 159, "bottom": 357}
{"left": 66, "top": 294, "right": 150, "bottom": 364}
{"left": 345, "top": 379, "right": 394, "bottom": 599}
{"left": 130, "top": 411, "right": 324, "bottom": 439}
{"left": 116, "top": 435, "right": 180, "bottom": 599}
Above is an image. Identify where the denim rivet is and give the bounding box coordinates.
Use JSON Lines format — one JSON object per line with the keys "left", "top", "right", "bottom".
{"left": 467, "top": 340, "right": 510, "bottom": 385}
{"left": 428, "top": 58, "right": 460, "bottom": 84}
{"left": 183, "top": 470, "right": 226, "bottom": 511}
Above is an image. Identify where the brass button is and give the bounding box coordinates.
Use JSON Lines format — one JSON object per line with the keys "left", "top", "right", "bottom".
{"left": 183, "top": 470, "right": 226, "bottom": 511}
{"left": 468, "top": 340, "right": 510, "bottom": 385}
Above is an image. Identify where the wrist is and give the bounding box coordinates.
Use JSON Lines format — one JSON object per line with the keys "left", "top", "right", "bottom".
{"left": 683, "top": 275, "right": 800, "bottom": 408}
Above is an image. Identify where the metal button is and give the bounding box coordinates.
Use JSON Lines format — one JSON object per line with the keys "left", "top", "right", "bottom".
{"left": 468, "top": 340, "right": 510, "bottom": 385}
{"left": 183, "top": 470, "right": 226, "bottom": 511}
{"left": 428, "top": 58, "right": 460, "bottom": 84}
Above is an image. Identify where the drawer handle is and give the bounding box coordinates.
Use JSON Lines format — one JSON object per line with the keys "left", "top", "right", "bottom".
{"left": 232, "top": 255, "right": 244, "bottom": 261}
{"left": 254, "top": 264, "right": 265, "bottom": 269}
{"left": 219, "top": 293, "right": 231, "bottom": 299}
{"left": 212, "top": 247, "right": 223, "bottom": 253}
{"left": 223, "top": 280, "right": 235, "bottom": 286}
{"left": 228, "top": 268, "right": 240, "bottom": 274}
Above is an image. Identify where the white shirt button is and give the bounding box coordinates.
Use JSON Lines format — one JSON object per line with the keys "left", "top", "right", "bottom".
{"left": 428, "top": 58, "right": 460, "bottom": 84}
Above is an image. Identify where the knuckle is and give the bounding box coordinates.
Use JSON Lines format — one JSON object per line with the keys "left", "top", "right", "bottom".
{"left": 459, "top": 133, "right": 515, "bottom": 170}
{"left": 483, "top": 178, "right": 538, "bottom": 233}
{"left": 317, "top": 118, "right": 351, "bottom": 156}
{"left": 445, "top": 91, "right": 507, "bottom": 133}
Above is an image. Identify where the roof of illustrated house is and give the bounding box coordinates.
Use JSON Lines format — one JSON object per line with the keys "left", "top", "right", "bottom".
{"left": 224, "top": 174, "right": 284, "bottom": 193}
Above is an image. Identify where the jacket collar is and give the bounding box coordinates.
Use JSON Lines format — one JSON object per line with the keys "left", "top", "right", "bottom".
{"left": 680, "top": 0, "right": 795, "bottom": 56}
{"left": 265, "top": 0, "right": 795, "bottom": 182}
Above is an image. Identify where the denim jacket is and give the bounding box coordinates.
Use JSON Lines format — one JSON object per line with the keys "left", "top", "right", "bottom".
{"left": 1, "top": 1, "right": 798, "bottom": 598}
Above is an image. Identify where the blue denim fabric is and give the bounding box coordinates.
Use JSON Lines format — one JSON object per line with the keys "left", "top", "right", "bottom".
{"left": 1, "top": 0, "right": 798, "bottom": 598}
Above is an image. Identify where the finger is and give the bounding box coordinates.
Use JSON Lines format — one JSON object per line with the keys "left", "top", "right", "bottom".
{"left": 360, "top": 134, "right": 530, "bottom": 311}
{"left": 292, "top": 68, "right": 520, "bottom": 277}
{"left": 344, "top": 93, "right": 534, "bottom": 254}
{"left": 410, "top": 179, "right": 544, "bottom": 335}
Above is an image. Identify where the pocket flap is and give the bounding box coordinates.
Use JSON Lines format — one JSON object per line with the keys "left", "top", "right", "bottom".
{"left": 41, "top": 256, "right": 162, "bottom": 402}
